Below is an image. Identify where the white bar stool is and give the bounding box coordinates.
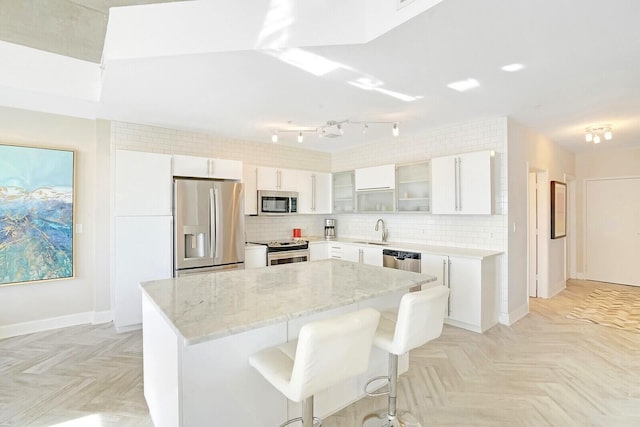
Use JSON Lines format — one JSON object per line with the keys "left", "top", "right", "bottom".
{"left": 249, "top": 308, "right": 381, "bottom": 426}
{"left": 363, "top": 286, "right": 450, "bottom": 427}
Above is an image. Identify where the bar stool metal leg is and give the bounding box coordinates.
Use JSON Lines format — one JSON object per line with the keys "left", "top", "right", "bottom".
{"left": 279, "top": 396, "right": 321, "bottom": 426}
{"left": 362, "top": 354, "right": 422, "bottom": 427}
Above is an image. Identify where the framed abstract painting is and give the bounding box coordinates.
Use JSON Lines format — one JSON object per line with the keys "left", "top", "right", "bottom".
{"left": 0, "top": 144, "right": 75, "bottom": 285}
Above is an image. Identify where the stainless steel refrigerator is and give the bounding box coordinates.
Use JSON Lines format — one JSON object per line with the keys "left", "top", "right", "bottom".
{"left": 173, "top": 178, "right": 245, "bottom": 276}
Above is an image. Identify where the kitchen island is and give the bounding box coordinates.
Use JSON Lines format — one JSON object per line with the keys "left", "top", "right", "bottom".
{"left": 140, "top": 259, "right": 437, "bottom": 427}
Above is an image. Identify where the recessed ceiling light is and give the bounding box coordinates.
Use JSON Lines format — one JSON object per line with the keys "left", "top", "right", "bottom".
{"left": 501, "top": 63, "right": 524, "bottom": 72}
{"left": 447, "top": 78, "right": 479, "bottom": 92}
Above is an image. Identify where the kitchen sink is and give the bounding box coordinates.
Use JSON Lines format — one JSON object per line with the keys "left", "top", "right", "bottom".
{"left": 353, "top": 241, "right": 390, "bottom": 246}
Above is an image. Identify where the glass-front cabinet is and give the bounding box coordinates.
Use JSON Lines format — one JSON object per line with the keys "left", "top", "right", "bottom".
{"left": 356, "top": 190, "right": 395, "bottom": 213}
{"left": 332, "top": 170, "right": 356, "bottom": 213}
{"left": 396, "top": 161, "right": 431, "bottom": 213}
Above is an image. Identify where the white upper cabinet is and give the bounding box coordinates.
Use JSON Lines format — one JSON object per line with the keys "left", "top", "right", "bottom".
{"left": 431, "top": 150, "right": 493, "bottom": 215}
{"left": 115, "top": 150, "right": 172, "bottom": 216}
{"left": 243, "top": 164, "right": 258, "bottom": 215}
{"left": 256, "top": 167, "right": 298, "bottom": 191}
{"left": 172, "top": 155, "right": 242, "bottom": 180}
{"left": 355, "top": 164, "right": 396, "bottom": 191}
{"left": 297, "top": 171, "right": 332, "bottom": 214}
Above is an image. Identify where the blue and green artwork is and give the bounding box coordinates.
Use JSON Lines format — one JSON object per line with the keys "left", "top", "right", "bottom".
{"left": 0, "top": 144, "right": 74, "bottom": 285}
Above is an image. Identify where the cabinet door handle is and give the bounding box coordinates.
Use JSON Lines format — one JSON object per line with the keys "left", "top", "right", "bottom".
{"left": 442, "top": 259, "right": 446, "bottom": 287}
{"left": 447, "top": 259, "right": 452, "bottom": 315}
{"left": 277, "top": 170, "right": 281, "bottom": 189}
{"left": 454, "top": 158, "right": 459, "bottom": 211}
{"left": 359, "top": 249, "right": 363, "bottom": 264}
{"left": 457, "top": 157, "right": 462, "bottom": 211}
{"left": 311, "top": 174, "right": 316, "bottom": 211}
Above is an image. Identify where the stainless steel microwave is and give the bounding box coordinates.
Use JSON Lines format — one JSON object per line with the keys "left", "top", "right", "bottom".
{"left": 258, "top": 190, "right": 298, "bottom": 215}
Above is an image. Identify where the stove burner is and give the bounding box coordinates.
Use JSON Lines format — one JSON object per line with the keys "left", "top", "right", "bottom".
{"left": 250, "top": 239, "right": 309, "bottom": 252}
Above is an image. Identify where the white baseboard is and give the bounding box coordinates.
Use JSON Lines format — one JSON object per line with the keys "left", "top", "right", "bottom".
{"left": 0, "top": 311, "right": 113, "bottom": 340}
{"left": 576, "top": 271, "right": 586, "bottom": 280}
{"left": 92, "top": 310, "right": 113, "bottom": 325}
{"left": 548, "top": 280, "right": 566, "bottom": 298}
{"left": 499, "top": 303, "right": 529, "bottom": 326}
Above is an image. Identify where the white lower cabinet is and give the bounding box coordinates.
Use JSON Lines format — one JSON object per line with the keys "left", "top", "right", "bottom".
{"left": 420, "top": 253, "right": 448, "bottom": 287}
{"left": 330, "top": 243, "right": 382, "bottom": 266}
{"left": 309, "top": 241, "right": 330, "bottom": 261}
{"left": 420, "top": 252, "right": 497, "bottom": 333}
{"left": 114, "top": 216, "right": 173, "bottom": 330}
{"left": 245, "top": 245, "right": 267, "bottom": 268}
{"left": 361, "top": 245, "right": 383, "bottom": 266}
{"left": 329, "top": 243, "right": 359, "bottom": 263}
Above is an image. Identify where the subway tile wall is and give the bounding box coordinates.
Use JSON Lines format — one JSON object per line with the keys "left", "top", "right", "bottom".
{"left": 112, "top": 121, "right": 332, "bottom": 171}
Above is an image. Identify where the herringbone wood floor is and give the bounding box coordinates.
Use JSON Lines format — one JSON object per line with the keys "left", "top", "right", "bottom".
{"left": 1, "top": 280, "right": 639, "bottom": 426}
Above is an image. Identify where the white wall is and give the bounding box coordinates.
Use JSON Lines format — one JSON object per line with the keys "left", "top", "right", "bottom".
{"left": 575, "top": 146, "right": 640, "bottom": 276}
{"left": 0, "top": 106, "right": 104, "bottom": 337}
{"left": 507, "top": 118, "right": 575, "bottom": 319}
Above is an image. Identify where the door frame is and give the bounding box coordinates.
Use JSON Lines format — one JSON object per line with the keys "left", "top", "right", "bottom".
{"left": 564, "top": 174, "right": 577, "bottom": 280}
{"left": 527, "top": 166, "right": 549, "bottom": 298}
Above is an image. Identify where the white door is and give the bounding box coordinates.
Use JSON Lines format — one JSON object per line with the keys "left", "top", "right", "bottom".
{"left": 586, "top": 177, "right": 640, "bottom": 286}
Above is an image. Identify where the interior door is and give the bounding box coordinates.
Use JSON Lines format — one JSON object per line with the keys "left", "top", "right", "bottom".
{"left": 586, "top": 177, "right": 640, "bottom": 286}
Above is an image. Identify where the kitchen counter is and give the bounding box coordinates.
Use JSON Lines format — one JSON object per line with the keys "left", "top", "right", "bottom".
{"left": 141, "top": 259, "right": 435, "bottom": 345}
{"left": 140, "top": 259, "right": 436, "bottom": 427}
{"left": 307, "top": 237, "right": 502, "bottom": 259}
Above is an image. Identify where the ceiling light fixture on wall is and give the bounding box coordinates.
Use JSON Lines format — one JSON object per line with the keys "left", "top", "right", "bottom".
{"left": 270, "top": 120, "right": 400, "bottom": 142}
{"left": 585, "top": 125, "right": 613, "bottom": 144}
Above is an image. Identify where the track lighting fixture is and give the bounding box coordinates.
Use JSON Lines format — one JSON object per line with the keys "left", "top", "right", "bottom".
{"left": 269, "top": 119, "right": 400, "bottom": 143}
{"left": 585, "top": 125, "right": 613, "bottom": 144}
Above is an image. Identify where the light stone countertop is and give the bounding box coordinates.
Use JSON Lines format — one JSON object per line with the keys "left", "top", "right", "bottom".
{"left": 140, "top": 259, "right": 435, "bottom": 346}
{"left": 306, "top": 237, "right": 502, "bottom": 259}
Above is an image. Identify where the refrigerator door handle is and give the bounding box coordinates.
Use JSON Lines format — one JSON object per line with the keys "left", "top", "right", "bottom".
{"left": 212, "top": 187, "right": 221, "bottom": 260}
{"left": 209, "top": 188, "right": 216, "bottom": 259}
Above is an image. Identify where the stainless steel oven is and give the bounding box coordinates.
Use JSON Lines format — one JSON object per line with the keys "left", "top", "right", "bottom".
{"left": 268, "top": 248, "right": 309, "bottom": 266}
{"left": 250, "top": 240, "right": 310, "bottom": 266}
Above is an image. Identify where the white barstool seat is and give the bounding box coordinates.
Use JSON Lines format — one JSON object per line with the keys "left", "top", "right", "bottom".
{"left": 363, "top": 286, "right": 450, "bottom": 427}
{"left": 249, "top": 308, "right": 381, "bottom": 426}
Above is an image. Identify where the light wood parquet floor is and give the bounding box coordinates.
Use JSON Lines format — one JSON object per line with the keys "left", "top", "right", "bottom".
{"left": 1, "top": 279, "right": 639, "bottom": 426}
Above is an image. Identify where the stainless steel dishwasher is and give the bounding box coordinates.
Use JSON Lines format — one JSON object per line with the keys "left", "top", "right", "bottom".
{"left": 383, "top": 249, "right": 421, "bottom": 272}
{"left": 383, "top": 249, "right": 422, "bottom": 291}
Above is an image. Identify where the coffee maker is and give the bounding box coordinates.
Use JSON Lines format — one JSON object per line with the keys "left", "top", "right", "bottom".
{"left": 324, "top": 219, "right": 336, "bottom": 240}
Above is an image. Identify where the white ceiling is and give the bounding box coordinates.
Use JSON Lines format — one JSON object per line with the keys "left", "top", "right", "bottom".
{"left": 1, "top": 0, "right": 639, "bottom": 153}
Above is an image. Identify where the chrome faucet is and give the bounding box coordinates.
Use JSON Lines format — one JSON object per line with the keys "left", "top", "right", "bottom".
{"left": 375, "top": 218, "right": 388, "bottom": 242}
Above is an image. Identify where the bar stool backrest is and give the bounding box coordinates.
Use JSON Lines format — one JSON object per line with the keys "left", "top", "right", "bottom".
{"left": 389, "top": 286, "right": 450, "bottom": 355}
{"left": 288, "top": 308, "right": 380, "bottom": 402}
